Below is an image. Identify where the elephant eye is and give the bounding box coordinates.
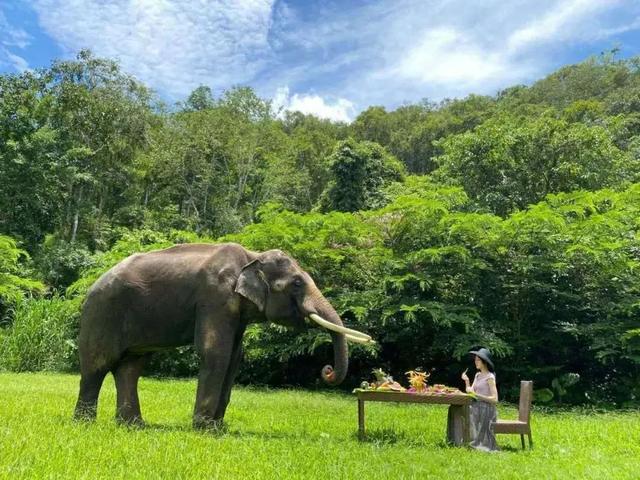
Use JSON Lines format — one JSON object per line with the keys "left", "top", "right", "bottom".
{"left": 293, "top": 278, "right": 303, "bottom": 288}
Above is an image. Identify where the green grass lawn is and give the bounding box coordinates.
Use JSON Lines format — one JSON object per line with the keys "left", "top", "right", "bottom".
{"left": 0, "top": 373, "right": 638, "bottom": 479}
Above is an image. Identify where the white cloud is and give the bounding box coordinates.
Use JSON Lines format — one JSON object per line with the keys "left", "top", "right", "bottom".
{"left": 330, "top": 0, "right": 639, "bottom": 106}
{"left": 30, "top": 0, "right": 276, "bottom": 97}
{"left": 273, "top": 86, "right": 355, "bottom": 123}
{"left": 390, "top": 27, "right": 529, "bottom": 89}
{"left": 0, "top": 10, "right": 32, "bottom": 48}
{"left": 594, "top": 17, "right": 640, "bottom": 39}
{"left": 3, "top": 27, "right": 32, "bottom": 50}
{"left": 595, "top": 18, "right": 640, "bottom": 39}
{"left": 507, "top": 0, "right": 622, "bottom": 52}
{"left": 3, "top": 48, "right": 29, "bottom": 72}
{"left": 17, "top": 0, "right": 640, "bottom": 111}
{"left": 0, "top": 10, "right": 31, "bottom": 72}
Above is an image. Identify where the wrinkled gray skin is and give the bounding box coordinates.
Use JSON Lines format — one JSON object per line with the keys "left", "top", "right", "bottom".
{"left": 74, "top": 243, "right": 348, "bottom": 428}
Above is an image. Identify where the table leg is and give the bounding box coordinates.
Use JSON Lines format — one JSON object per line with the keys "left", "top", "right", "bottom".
{"left": 358, "top": 399, "right": 365, "bottom": 440}
{"left": 447, "top": 405, "right": 463, "bottom": 445}
{"left": 463, "top": 404, "right": 471, "bottom": 446}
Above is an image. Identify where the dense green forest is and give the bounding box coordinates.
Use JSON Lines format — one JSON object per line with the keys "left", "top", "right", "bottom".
{"left": 1, "top": 50, "right": 639, "bottom": 406}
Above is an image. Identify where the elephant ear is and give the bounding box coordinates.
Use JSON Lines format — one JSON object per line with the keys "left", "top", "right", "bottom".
{"left": 235, "top": 259, "right": 269, "bottom": 312}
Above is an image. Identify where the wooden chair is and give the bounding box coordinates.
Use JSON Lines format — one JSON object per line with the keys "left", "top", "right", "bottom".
{"left": 493, "top": 380, "right": 533, "bottom": 450}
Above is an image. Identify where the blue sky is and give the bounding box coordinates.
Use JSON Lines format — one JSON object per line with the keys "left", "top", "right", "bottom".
{"left": 1, "top": 0, "right": 640, "bottom": 121}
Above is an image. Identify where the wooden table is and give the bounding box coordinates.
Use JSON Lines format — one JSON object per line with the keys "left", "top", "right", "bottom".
{"left": 355, "top": 390, "right": 473, "bottom": 446}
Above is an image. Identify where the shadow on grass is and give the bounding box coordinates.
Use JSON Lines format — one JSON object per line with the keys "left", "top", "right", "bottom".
{"left": 143, "top": 422, "right": 338, "bottom": 443}
{"left": 142, "top": 421, "right": 420, "bottom": 446}
{"left": 140, "top": 422, "right": 194, "bottom": 433}
{"left": 354, "top": 429, "right": 529, "bottom": 453}
{"left": 144, "top": 423, "right": 298, "bottom": 442}
{"left": 354, "top": 428, "right": 460, "bottom": 449}
{"left": 70, "top": 418, "right": 524, "bottom": 453}
{"left": 356, "top": 428, "right": 408, "bottom": 445}
{"left": 497, "top": 444, "right": 528, "bottom": 453}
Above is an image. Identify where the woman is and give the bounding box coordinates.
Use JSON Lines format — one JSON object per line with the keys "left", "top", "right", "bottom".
{"left": 462, "top": 347, "right": 499, "bottom": 451}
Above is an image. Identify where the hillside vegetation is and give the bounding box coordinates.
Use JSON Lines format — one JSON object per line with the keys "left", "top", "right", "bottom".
{"left": 1, "top": 50, "right": 639, "bottom": 406}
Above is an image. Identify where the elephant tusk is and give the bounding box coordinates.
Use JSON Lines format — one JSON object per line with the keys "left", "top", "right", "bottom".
{"left": 345, "top": 334, "right": 376, "bottom": 344}
{"left": 308, "top": 313, "right": 372, "bottom": 340}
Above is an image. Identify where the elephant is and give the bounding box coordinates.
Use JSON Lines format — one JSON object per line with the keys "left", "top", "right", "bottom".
{"left": 73, "top": 242, "right": 372, "bottom": 428}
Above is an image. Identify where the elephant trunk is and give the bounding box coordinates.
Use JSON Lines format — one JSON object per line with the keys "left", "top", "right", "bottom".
{"left": 324, "top": 332, "right": 348, "bottom": 386}
{"left": 302, "top": 287, "right": 348, "bottom": 386}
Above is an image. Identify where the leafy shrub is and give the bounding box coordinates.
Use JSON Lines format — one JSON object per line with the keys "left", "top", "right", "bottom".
{"left": 146, "top": 346, "right": 201, "bottom": 378}
{"left": 0, "top": 235, "right": 44, "bottom": 322}
{"left": 225, "top": 183, "right": 640, "bottom": 404}
{"left": 0, "top": 296, "right": 80, "bottom": 372}
{"left": 3, "top": 184, "right": 638, "bottom": 405}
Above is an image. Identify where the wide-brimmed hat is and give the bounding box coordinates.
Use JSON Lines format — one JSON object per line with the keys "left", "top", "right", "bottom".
{"left": 469, "top": 347, "right": 494, "bottom": 369}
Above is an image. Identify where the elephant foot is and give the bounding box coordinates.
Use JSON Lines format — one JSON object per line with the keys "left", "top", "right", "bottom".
{"left": 73, "top": 414, "right": 97, "bottom": 423}
{"left": 116, "top": 413, "right": 145, "bottom": 428}
{"left": 73, "top": 402, "right": 98, "bottom": 422}
{"left": 193, "top": 415, "right": 226, "bottom": 433}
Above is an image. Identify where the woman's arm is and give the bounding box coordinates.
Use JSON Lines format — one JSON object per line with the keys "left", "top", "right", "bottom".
{"left": 475, "top": 377, "right": 499, "bottom": 404}
{"left": 465, "top": 372, "right": 478, "bottom": 394}
{"left": 461, "top": 369, "right": 471, "bottom": 392}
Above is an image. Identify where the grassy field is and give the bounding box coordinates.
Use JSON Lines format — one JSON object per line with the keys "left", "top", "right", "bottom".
{"left": 0, "top": 373, "right": 638, "bottom": 479}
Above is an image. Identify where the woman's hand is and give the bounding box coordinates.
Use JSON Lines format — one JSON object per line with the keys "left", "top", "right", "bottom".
{"left": 466, "top": 386, "right": 474, "bottom": 394}
{"left": 461, "top": 368, "right": 469, "bottom": 383}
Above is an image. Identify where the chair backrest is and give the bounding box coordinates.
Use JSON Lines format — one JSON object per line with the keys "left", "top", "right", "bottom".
{"left": 518, "top": 380, "right": 533, "bottom": 423}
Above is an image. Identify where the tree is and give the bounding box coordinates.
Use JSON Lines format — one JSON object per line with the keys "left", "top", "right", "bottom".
{"left": 503, "top": 51, "right": 639, "bottom": 109}
{"left": 434, "top": 113, "right": 637, "bottom": 215}
{"left": 0, "top": 71, "right": 68, "bottom": 250}
{"left": 267, "top": 112, "right": 344, "bottom": 212}
{"left": 184, "top": 85, "right": 215, "bottom": 111}
{"left": 48, "top": 50, "right": 156, "bottom": 248}
{"left": 352, "top": 97, "right": 495, "bottom": 174}
{"left": 320, "top": 139, "right": 405, "bottom": 212}
{"left": 143, "top": 87, "right": 290, "bottom": 235}
{"left": 352, "top": 106, "right": 393, "bottom": 145}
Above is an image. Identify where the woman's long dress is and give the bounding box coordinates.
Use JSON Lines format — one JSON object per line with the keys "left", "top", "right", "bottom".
{"left": 469, "top": 372, "right": 499, "bottom": 451}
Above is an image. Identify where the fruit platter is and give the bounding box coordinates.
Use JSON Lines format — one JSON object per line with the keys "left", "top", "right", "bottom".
{"left": 354, "top": 368, "right": 470, "bottom": 399}
{"left": 356, "top": 368, "right": 406, "bottom": 392}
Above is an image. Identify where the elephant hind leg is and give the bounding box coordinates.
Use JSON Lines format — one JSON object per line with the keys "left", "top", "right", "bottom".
{"left": 114, "top": 354, "right": 149, "bottom": 426}
{"left": 74, "top": 367, "right": 109, "bottom": 421}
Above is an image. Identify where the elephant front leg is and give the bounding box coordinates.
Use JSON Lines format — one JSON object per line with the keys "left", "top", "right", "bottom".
{"left": 193, "top": 317, "right": 236, "bottom": 430}
{"left": 214, "top": 343, "right": 244, "bottom": 421}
